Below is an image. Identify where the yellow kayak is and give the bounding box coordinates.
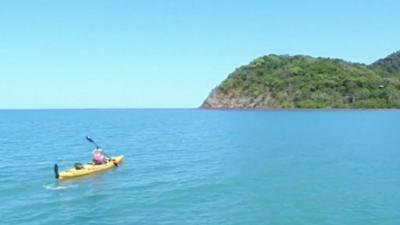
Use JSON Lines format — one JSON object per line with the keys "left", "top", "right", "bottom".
{"left": 55, "top": 155, "right": 124, "bottom": 180}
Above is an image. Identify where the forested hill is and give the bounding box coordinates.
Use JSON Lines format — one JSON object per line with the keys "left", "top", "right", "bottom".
{"left": 370, "top": 51, "right": 400, "bottom": 76}
{"left": 201, "top": 52, "right": 400, "bottom": 108}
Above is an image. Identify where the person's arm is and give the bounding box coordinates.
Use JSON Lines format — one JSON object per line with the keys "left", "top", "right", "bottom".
{"left": 103, "top": 152, "right": 112, "bottom": 161}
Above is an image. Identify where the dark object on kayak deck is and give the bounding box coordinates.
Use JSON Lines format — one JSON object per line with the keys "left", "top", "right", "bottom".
{"left": 74, "top": 163, "right": 84, "bottom": 170}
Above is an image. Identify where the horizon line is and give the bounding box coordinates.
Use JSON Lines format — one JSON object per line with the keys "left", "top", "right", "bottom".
{"left": 0, "top": 107, "right": 199, "bottom": 111}
{"left": 0, "top": 107, "right": 399, "bottom": 112}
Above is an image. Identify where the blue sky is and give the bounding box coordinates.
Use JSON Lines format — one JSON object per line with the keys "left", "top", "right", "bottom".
{"left": 0, "top": 0, "right": 399, "bottom": 109}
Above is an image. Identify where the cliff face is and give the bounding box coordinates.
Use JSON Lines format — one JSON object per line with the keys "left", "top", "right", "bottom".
{"left": 202, "top": 88, "right": 279, "bottom": 108}
{"left": 201, "top": 53, "right": 400, "bottom": 109}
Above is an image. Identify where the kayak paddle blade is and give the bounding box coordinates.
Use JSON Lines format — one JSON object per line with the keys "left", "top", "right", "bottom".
{"left": 86, "top": 136, "right": 99, "bottom": 148}
{"left": 54, "top": 164, "right": 59, "bottom": 179}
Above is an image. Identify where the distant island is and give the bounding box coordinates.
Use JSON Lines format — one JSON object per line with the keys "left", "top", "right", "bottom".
{"left": 201, "top": 51, "right": 400, "bottom": 108}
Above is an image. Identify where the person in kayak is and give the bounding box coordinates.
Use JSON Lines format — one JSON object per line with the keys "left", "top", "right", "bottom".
{"left": 92, "top": 148, "right": 109, "bottom": 164}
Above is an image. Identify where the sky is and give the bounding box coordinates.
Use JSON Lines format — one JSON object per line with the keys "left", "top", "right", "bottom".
{"left": 0, "top": 0, "right": 399, "bottom": 109}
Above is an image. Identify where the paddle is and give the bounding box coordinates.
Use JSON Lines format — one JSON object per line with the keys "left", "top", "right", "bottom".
{"left": 54, "top": 164, "right": 60, "bottom": 179}
{"left": 86, "top": 136, "right": 100, "bottom": 149}
{"left": 86, "top": 136, "right": 119, "bottom": 167}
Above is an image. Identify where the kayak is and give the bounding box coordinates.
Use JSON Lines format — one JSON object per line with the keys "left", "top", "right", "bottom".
{"left": 54, "top": 155, "right": 124, "bottom": 180}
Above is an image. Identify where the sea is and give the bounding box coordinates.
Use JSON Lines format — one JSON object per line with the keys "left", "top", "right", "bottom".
{"left": 0, "top": 109, "right": 399, "bottom": 225}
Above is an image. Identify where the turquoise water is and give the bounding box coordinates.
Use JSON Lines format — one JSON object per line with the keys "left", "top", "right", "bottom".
{"left": 1, "top": 109, "right": 399, "bottom": 225}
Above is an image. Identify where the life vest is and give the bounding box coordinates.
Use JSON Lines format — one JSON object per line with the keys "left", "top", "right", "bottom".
{"left": 93, "top": 151, "right": 104, "bottom": 163}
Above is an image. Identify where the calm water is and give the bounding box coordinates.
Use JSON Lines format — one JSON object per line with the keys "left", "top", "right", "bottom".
{"left": 0, "top": 109, "right": 399, "bottom": 225}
